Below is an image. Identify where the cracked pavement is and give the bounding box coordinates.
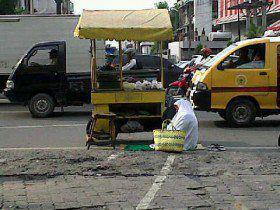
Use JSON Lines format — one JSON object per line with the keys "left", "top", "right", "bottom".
{"left": 1, "top": 149, "right": 280, "bottom": 209}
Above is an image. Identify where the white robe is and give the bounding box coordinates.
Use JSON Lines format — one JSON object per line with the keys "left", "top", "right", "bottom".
{"left": 167, "top": 99, "right": 198, "bottom": 150}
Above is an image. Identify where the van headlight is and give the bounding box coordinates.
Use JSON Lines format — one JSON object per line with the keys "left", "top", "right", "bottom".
{"left": 196, "top": 82, "right": 208, "bottom": 91}
{"left": 6, "top": 80, "right": 14, "bottom": 89}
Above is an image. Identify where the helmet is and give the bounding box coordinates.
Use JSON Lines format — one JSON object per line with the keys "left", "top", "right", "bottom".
{"left": 201, "top": 48, "right": 212, "bottom": 57}
{"left": 124, "top": 48, "right": 136, "bottom": 57}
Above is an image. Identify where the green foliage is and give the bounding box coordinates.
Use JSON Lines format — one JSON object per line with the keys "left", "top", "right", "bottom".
{"left": 151, "top": 41, "right": 169, "bottom": 54}
{"left": 152, "top": 1, "right": 172, "bottom": 53}
{"left": 195, "top": 43, "right": 203, "bottom": 54}
{"left": 227, "top": 40, "right": 234, "bottom": 47}
{"left": 246, "top": 23, "right": 265, "bottom": 39}
{"left": 155, "top": 1, "right": 169, "bottom": 10}
{"left": 0, "top": 0, "right": 19, "bottom": 15}
{"left": 14, "top": 7, "right": 27, "bottom": 15}
{"left": 151, "top": 42, "right": 159, "bottom": 54}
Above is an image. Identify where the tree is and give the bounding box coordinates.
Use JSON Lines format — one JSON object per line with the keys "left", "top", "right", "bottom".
{"left": 0, "top": 0, "right": 19, "bottom": 15}
{"left": 152, "top": 1, "right": 180, "bottom": 53}
{"left": 155, "top": 1, "right": 169, "bottom": 10}
{"left": 170, "top": 3, "right": 180, "bottom": 31}
{"left": 246, "top": 23, "right": 265, "bottom": 39}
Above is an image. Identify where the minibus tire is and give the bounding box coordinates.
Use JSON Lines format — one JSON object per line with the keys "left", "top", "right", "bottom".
{"left": 226, "top": 99, "right": 256, "bottom": 127}
{"left": 28, "top": 93, "right": 55, "bottom": 118}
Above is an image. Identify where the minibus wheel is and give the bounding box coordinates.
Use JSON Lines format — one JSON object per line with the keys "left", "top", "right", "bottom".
{"left": 226, "top": 99, "right": 256, "bottom": 127}
{"left": 28, "top": 93, "right": 55, "bottom": 118}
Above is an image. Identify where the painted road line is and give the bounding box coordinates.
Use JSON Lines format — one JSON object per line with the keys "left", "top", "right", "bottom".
{"left": 107, "top": 154, "right": 119, "bottom": 161}
{"left": 0, "top": 111, "right": 28, "bottom": 114}
{"left": 0, "top": 146, "right": 278, "bottom": 151}
{"left": 136, "top": 155, "right": 176, "bottom": 210}
{"left": 0, "top": 123, "right": 87, "bottom": 129}
{"left": 226, "top": 146, "right": 279, "bottom": 150}
{"left": 0, "top": 146, "right": 114, "bottom": 151}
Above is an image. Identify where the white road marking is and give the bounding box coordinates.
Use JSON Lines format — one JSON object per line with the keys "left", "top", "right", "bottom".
{"left": 0, "top": 123, "right": 86, "bottom": 129}
{"left": 0, "top": 146, "right": 114, "bottom": 151}
{"left": 226, "top": 146, "right": 279, "bottom": 150}
{"left": 107, "top": 154, "right": 119, "bottom": 161}
{"left": 0, "top": 111, "right": 28, "bottom": 114}
{"left": 136, "top": 155, "right": 176, "bottom": 210}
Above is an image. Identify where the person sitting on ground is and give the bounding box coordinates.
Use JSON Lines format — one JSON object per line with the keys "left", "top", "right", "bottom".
{"left": 122, "top": 48, "right": 137, "bottom": 71}
{"left": 167, "top": 97, "right": 199, "bottom": 151}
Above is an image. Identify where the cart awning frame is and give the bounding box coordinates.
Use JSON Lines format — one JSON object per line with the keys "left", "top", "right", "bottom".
{"left": 74, "top": 9, "right": 174, "bottom": 41}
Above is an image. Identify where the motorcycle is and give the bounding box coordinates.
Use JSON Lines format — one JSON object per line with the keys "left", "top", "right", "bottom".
{"left": 166, "top": 66, "right": 195, "bottom": 97}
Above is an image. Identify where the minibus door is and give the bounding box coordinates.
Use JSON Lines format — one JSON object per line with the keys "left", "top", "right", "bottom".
{"left": 277, "top": 45, "right": 280, "bottom": 107}
{"left": 213, "top": 44, "right": 269, "bottom": 96}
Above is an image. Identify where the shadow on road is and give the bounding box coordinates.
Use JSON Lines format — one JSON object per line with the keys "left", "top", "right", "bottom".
{"left": 201, "top": 140, "right": 251, "bottom": 147}
{"left": 52, "top": 111, "right": 91, "bottom": 118}
{"left": 214, "top": 119, "right": 280, "bottom": 130}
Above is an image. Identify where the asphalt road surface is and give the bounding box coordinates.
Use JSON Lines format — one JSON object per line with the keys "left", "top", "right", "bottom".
{"left": 0, "top": 103, "right": 279, "bottom": 148}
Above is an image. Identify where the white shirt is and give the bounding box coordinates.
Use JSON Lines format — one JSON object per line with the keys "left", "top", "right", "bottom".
{"left": 122, "top": 59, "right": 137, "bottom": 71}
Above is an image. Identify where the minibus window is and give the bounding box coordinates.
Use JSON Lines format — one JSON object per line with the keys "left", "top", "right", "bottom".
{"left": 204, "top": 44, "right": 237, "bottom": 67}
{"left": 220, "top": 43, "right": 265, "bottom": 70}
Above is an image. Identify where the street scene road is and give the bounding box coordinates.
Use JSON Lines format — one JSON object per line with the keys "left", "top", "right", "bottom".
{"left": 1, "top": 0, "right": 280, "bottom": 209}
{"left": 0, "top": 103, "right": 279, "bottom": 149}
{"left": 1, "top": 147, "right": 280, "bottom": 209}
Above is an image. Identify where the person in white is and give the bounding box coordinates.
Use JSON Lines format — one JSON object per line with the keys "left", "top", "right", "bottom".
{"left": 167, "top": 99, "right": 199, "bottom": 150}
{"left": 122, "top": 48, "right": 137, "bottom": 71}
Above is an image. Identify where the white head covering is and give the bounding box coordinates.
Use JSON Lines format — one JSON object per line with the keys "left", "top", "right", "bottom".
{"left": 168, "top": 99, "right": 198, "bottom": 151}
{"left": 174, "top": 99, "right": 194, "bottom": 116}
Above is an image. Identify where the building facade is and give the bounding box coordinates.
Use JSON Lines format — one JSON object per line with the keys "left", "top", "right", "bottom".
{"left": 215, "top": 0, "right": 280, "bottom": 38}
{"left": 176, "top": 0, "right": 219, "bottom": 41}
{"left": 17, "top": 0, "right": 74, "bottom": 14}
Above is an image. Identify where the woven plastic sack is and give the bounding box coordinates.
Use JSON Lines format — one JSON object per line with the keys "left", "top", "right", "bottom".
{"left": 153, "top": 120, "right": 186, "bottom": 152}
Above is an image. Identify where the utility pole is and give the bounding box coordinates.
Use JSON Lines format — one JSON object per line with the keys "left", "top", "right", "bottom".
{"left": 261, "top": 0, "right": 267, "bottom": 28}
{"left": 237, "top": 4, "right": 241, "bottom": 41}
{"left": 253, "top": 6, "right": 258, "bottom": 26}
{"left": 246, "top": 9, "right": 251, "bottom": 32}
{"left": 187, "top": 4, "right": 192, "bottom": 59}
{"left": 55, "top": 0, "right": 62, "bottom": 14}
{"left": 29, "top": 0, "right": 34, "bottom": 14}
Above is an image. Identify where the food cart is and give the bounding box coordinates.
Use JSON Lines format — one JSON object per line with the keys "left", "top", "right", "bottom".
{"left": 74, "top": 9, "right": 174, "bottom": 148}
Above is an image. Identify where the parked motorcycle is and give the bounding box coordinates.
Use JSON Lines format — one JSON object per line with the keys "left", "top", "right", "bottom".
{"left": 166, "top": 66, "right": 195, "bottom": 97}
{"left": 167, "top": 48, "right": 213, "bottom": 97}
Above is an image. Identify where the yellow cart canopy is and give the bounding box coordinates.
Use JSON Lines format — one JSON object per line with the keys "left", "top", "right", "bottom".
{"left": 74, "top": 9, "right": 174, "bottom": 41}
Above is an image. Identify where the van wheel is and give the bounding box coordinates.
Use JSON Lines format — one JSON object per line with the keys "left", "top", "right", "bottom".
{"left": 226, "top": 99, "right": 256, "bottom": 127}
{"left": 29, "top": 94, "right": 55, "bottom": 118}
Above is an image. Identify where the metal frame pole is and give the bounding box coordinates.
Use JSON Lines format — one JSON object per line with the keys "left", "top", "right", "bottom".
{"left": 119, "top": 41, "right": 123, "bottom": 90}
{"left": 90, "top": 39, "right": 97, "bottom": 90}
{"left": 160, "top": 41, "right": 164, "bottom": 85}
{"left": 237, "top": 4, "right": 241, "bottom": 41}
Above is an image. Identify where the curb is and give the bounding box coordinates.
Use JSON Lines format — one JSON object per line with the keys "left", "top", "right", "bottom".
{"left": 0, "top": 99, "right": 10, "bottom": 104}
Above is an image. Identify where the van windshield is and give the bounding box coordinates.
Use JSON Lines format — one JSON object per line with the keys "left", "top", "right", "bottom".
{"left": 204, "top": 44, "right": 237, "bottom": 67}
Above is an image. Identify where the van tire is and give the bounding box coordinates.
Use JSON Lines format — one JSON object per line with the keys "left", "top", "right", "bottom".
{"left": 226, "top": 99, "right": 256, "bottom": 127}
{"left": 29, "top": 93, "right": 55, "bottom": 118}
